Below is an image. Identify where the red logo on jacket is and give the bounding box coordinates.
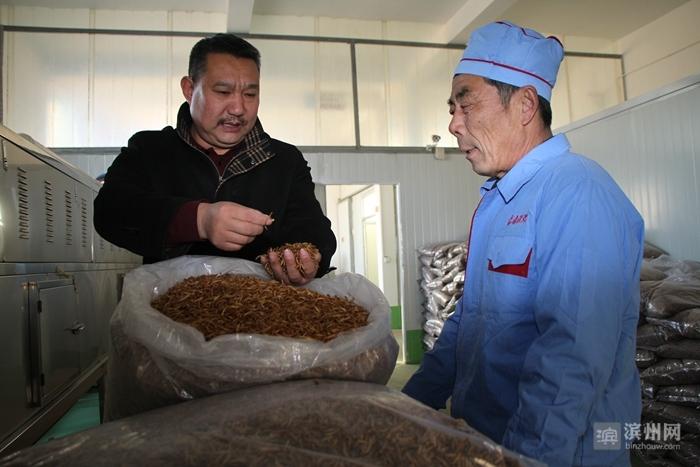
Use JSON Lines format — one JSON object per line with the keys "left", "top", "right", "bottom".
{"left": 507, "top": 214, "right": 528, "bottom": 225}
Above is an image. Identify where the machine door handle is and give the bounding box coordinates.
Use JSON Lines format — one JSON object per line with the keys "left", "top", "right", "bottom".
{"left": 64, "top": 322, "right": 86, "bottom": 335}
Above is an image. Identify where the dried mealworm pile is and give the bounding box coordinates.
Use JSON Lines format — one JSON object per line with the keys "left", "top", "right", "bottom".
{"left": 228, "top": 395, "right": 527, "bottom": 467}
{"left": 150, "top": 274, "right": 367, "bottom": 342}
{"left": 260, "top": 242, "right": 320, "bottom": 277}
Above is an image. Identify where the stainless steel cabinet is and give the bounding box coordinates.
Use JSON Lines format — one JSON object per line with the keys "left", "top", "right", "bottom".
{"left": 26, "top": 279, "right": 82, "bottom": 407}
{"left": 0, "top": 276, "right": 36, "bottom": 442}
{"left": 0, "top": 125, "right": 140, "bottom": 456}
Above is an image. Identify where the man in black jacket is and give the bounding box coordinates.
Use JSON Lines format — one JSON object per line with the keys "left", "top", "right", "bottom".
{"left": 94, "top": 34, "right": 336, "bottom": 285}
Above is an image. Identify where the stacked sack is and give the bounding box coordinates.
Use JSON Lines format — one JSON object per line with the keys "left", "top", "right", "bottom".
{"left": 635, "top": 242, "right": 700, "bottom": 466}
{"left": 418, "top": 241, "right": 467, "bottom": 350}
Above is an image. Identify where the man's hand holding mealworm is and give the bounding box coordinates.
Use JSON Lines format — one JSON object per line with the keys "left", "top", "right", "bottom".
{"left": 196, "top": 201, "right": 273, "bottom": 251}
{"left": 259, "top": 242, "right": 321, "bottom": 285}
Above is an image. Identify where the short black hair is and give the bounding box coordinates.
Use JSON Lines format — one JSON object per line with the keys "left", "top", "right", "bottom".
{"left": 483, "top": 78, "right": 553, "bottom": 128}
{"left": 188, "top": 33, "right": 261, "bottom": 82}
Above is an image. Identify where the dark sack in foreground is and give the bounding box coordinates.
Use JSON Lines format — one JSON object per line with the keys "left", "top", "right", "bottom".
{"left": 0, "top": 380, "right": 542, "bottom": 467}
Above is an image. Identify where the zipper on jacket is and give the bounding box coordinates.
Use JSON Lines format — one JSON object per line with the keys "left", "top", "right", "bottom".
{"left": 179, "top": 137, "right": 231, "bottom": 198}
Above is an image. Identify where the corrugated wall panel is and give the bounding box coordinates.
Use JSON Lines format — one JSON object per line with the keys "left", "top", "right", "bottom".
{"left": 562, "top": 75, "right": 700, "bottom": 261}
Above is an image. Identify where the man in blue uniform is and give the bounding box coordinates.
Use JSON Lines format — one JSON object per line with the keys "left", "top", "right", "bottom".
{"left": 403, "top": 21, "right": 643, "bottom": 466}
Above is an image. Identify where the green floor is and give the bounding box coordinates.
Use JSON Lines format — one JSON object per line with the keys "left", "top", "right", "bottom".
{"left": 387, "top": 362, "right": 419, "bottom": 391}
{"left": 36, "top": 388, "right": 101, "bottom": 445}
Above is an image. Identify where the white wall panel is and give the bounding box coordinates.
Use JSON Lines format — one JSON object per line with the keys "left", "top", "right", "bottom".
{"left": 4, "top": 6, "right": 90, "bottom": 28}
{"left": 562, "top": 75, "right": 700, "bottom": 261}
{"left": 4, "top": 32, "right": 90, "bottom": 147}
{"left": 92, "top": 35, "right": 169, "bottom": 146}
{"left": 169, "top": 37, "right": 200, "bottom": 127}
{"left": 356, "top": 44, "right": 460, "bottom": 147}
{"left": 93, "top": 9, "right": 168, "bottom": 30}
{"left": 617, "top": 0, "right": 700, "bottom": 99}
{"left": 58, "top": 153, "right": 118, "bottom": 180}
{"left": 252, "top": 39, "right": 355, "bottom": 146}
{"left": 250, "top": 15, "right": 316, "bottom": 36}
{"left": 171, "top": 11, "right": 226, "bottom": 32}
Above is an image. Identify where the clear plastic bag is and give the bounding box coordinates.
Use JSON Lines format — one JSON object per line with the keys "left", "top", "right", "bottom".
{"left": 442, "top": 281, "right": 462, "bottom": 296}
{"left": 423, "top": 333, "right": 437, "bottom": 350}
{"left": 423, "top": 318, "right": 444, "bottom": 337}
{"left": 104, "top": 256, "right": 398, "bottom": 421}
{"left": 417, "top": 240, "right": 467, "bottom": 350}
{"left": 421, "top": 266, "right": 436, "bottom": 282}
{"left": 1, "top": 380, "right": 543, "bottom": 467}
{"left": 419, "top": 255, "right": 433, "bottom": 268}
{"left": 441, "top": 265, "right": 462, "bottom": 284}
{"left": 431, "top": 289, "right": 450, "bottom": 308}
{"left": 444, "top": 253, "right": 465, "bottom": 271}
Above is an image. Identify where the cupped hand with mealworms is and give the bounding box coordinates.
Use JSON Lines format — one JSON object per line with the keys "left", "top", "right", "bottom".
{"left": 259, "top": 242, "right": 321, "bottom": 285}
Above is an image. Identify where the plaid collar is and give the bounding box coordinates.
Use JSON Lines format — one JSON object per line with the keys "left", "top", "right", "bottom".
{"left": 176, "top": 102, "right": 275, "bottom": 177}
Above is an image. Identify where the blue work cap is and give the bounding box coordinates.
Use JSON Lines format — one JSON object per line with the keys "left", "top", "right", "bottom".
{"left": 454, "top": 21, "right": 564, "bottom": 101}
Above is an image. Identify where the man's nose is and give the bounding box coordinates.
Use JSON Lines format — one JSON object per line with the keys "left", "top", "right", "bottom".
{"left": 227, "top": 93, "right": 244, "bottom": 115}
{"left": 448, "top": 113, "right": 463, "bottom": 136}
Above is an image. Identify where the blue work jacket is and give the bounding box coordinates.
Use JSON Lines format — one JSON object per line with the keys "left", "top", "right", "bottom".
{"left": 404, "top": 134, "right": 644, "bottom": 466}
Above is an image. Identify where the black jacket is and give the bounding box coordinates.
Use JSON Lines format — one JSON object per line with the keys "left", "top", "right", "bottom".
{"left": 94, "top": 109, "right": 336, "bottom": 274}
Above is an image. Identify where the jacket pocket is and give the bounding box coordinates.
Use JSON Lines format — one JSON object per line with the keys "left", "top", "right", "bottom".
{"left": 487, "top": 235, "right": 533, "bottom": 278}
{"left": 483, "top": 234, "right": 536, "bottom": 317}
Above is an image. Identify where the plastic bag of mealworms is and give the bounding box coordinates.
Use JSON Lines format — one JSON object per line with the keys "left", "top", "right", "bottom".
{"left": 1, "top": 380, "right": 544, "bottom": 467}
{"left": 104, "top": 256, "right": 398, "bottom": 421}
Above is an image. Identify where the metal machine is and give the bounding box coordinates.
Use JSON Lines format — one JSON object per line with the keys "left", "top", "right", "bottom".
{"left": 0, "top": 124, "right": 140, "bottom": 456}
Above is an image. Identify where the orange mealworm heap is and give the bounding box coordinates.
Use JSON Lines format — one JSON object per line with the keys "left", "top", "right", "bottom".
{"left": 151, "top": 274, "right": 367, "bottom": 342}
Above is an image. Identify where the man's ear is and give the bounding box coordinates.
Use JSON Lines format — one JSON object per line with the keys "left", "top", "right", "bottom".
{"left": 518, "top": 85, "right": 539, "bottom": 126}
{"left": 180, "top": 76, "right": 194, "bottom": 103}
